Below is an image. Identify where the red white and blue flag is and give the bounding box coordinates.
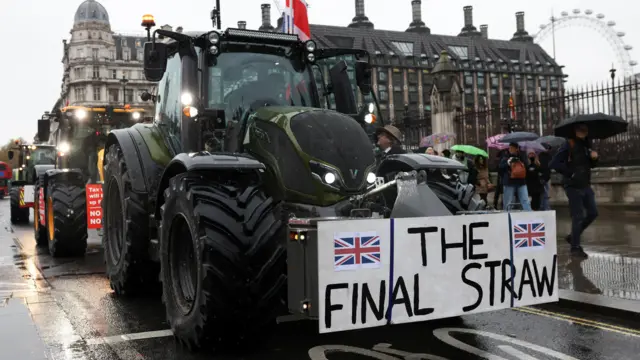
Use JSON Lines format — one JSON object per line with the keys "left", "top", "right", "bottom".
{"left": 334, "top": 232, "right": 381, "bottom": 271}
{"left": 282, "top": 0, "right": 310, "bottom": 41}
{"left": 512, "top": 221, "right": 546, "bottom": 249}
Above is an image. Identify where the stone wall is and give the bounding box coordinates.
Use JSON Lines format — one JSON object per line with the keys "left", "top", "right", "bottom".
{"left": 489, "top": 166, "right": 640, "bottom": 207}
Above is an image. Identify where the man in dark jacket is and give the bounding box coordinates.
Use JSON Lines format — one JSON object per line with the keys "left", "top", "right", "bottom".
{"left": 498, "top": 143, "right": 532, "bottom": 211}
{"left": 376, "top": 125, "right": 406, "bottom": 156}
{"left": 538, "top": 150, "right": 552, "bottom": 210}
{"left": 549, "top": 124, "right": 598, "bottom": 259}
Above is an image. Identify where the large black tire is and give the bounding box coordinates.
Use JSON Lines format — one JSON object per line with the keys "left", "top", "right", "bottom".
{"left": 103, "top": 144, "right": 157, "bottom": 295}
{"left": 45, "top": 178, "right": 88, "bottom": 257}
{"left": 34, "top": 175, "right": 48, "bottom": 246}
{"left": 160, "top": 172, "right": 287, "bottom": 352}
{"left": 10, "top": 187, "right": 29, "bottom": 224}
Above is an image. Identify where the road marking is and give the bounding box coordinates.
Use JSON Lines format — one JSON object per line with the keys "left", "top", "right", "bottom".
{"left": 514, "top": 307, "right": 640, "bottom": 337}
{"left": 85, "top": 329, "right": 173, "bottom": 345}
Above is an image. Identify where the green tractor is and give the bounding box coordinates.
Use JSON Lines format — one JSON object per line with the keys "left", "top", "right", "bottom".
{"left": 35, "top": 106, "right": 147, "bottom": 256}
{"left": 7, "top": 140, "right": 57, "bottom": 225}
{"left": 96, "top": 9, "right": 485, "bottom": 352}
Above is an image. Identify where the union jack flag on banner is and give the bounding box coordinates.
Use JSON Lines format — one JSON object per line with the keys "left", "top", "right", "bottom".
{"left": 334, "top": 232, "right": 381, "bottom": 271}
{"left": 512, "top": 221, "right": 546, "bottom": 249}
{"left": 282, "top": 0, "right": 310, "bottom": 41}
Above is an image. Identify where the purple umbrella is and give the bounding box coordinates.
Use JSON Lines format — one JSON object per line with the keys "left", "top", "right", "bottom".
{"left": 519, "top": 141, "right": 547, "bottom": 153}
{"left": 420, "top": 132, "right": 456, "bottom": 147}
{"left": 487, "top": 134, "right": 508, "bottom": 150}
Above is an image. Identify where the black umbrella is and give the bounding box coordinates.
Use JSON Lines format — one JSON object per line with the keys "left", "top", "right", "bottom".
{"left": 498, "top": 131, "right": 540, "bottom": 144}
{"left": 554, "top": 113, "right": 628, "bottom": 139}
{"left": 536, "top": 135, "right": 566, "bottom": 149}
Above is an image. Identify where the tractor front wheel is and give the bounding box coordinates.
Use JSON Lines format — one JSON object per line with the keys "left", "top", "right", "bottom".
{"left": 10, "top": 187, "right": 29, "bottom": 224}
{"left": 102, "top": 144, "right": 157, "bottom": 295}
{"left": 46, "top": 179, "right": 88, "bottom": 257}
{"left": 160, "top": 172, "right": 287, "bottom": 352}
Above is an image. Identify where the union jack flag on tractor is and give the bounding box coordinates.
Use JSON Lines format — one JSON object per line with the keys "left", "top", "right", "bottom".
{"left": 334, "top": 232, "right": 381, "bottom": 271}
{"left": 512, "top": 221, "right": 546, "bottom": 249}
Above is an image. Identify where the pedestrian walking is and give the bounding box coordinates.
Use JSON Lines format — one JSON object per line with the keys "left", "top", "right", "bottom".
{"left": 538, "top": 150, "right": 552, "bottom": 210}
{"left": 549, "top": 123, "right": 598, "bottom": 259}
{"left": 499, "top": 143, "right": 532, "bottom": 211}
{"left": 474, "top": 156, "right": 491, "bottom": 204}
{"left": 493, "top": 149, "right": 508, "bottom": 209}
{"left": 525, "top": 151, "right": 543, "bottom": 210}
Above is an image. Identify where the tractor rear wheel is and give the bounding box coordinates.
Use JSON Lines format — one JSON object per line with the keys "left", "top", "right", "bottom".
{"left": 10, "top": 187, "right": 29, "bottom": 224}
{"left": 102, "top": 144, "right": 157, "bottom": 295}
{"left": 160, "top": 172, "right": 287, "bottom": 352}
{"left": 46, "top": 178, "right": 88, "bottom": 257}
{"left": 34, "top": 175, "right": 48, "bottom": 246}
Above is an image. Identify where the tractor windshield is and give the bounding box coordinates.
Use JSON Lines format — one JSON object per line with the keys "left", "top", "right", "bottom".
{"left": 30, "top": 147, "right": 56, "bottom": 166}
{"left": 314, "top": 52, "right": 383, "bottom": 137}
{"left": 207, "top": 52, "right": 316, "bottom": 123}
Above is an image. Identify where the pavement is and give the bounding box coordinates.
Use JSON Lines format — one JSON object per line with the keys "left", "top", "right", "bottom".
{"left": 1, "top": 201, "right": 640, "bottom": 360}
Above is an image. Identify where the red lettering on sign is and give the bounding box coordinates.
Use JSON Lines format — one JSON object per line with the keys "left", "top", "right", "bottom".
{"left": 86, "top": 184, "right": 103, "bottom": 229}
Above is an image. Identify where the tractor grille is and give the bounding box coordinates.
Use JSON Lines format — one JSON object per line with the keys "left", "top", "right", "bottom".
{"left": 290, "top": 110, "right": 375, "bottom": 191}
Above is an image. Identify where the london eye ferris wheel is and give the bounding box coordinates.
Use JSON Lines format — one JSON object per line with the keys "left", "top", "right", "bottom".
{"left": 534, "top": 9, "right": 637, "bottom": 80}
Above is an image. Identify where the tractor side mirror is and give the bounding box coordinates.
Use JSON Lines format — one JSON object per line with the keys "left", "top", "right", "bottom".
{"left": 38, "top": 118, "right": 51, "bottom": 142}
{"left": 7, "top": 151, "right": 13, "bottom": 160}
{"left": 355, "top": 61, "right": 372, "bottom": 95}
{"left": 329, "top": 60, "right": 357, "bottom": 115}
{"left": 144, "top": 42, "right": 168, "bottom": 82}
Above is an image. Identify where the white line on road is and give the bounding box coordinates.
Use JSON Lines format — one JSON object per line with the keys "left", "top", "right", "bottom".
{"left": 85, "top": 329, "right": 174, "bottom": 345}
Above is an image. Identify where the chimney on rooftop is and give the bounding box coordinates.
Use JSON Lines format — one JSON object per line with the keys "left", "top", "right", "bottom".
{"left": 176, "top": 26, "right": 183, "bottom": 33}
{"left": 348, "top": 0, "right": 374, "bottom": 29}
{"left": 510, "top": 11, "right": 533, "bottom": 43}
{"left": 480, "top": 25, "right": 488, "bottom": 38}
{"left": 259, "top": 4, "right": 275, "bottom": 31}
{"left": 238, "top": 21, "right": 247, "bottom": 29}
{"left": 406, "top": 0, "right": 430, "bottom": 34}
{"left": 161, "top": 24, "right": 172, "bottom": 32}
{"left": 458, "top": 5, "right": 481, "bottom": 37}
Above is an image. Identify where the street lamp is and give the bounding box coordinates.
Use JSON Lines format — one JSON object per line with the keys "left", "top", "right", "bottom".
{"left": 610, "top": 65, "right": 617, "bottom": 116}
{"left": 120, "top": 75, "right": 129, "bottom": 107}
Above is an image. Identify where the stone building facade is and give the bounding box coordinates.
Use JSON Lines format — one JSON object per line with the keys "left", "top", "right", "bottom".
{"left": 55, "top": 0, "right": 155, "bottom": 112}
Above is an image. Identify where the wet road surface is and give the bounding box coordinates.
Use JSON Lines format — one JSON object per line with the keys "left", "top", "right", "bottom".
{"left": 1, "top": 202, "right": 640, "bottom": 360}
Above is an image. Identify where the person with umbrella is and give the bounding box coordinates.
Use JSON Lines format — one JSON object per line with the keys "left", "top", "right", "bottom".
{"left": 525, "top": 150, "right": 544, "bottom": 210}
{"left": 499, "top": 143, "right": 532, "bottom": 211}
{"left": 375, "top": 125, "right": 406, "bottom": 156}
{"left": 549, "top": 123, "right": 599, "bottom": 259}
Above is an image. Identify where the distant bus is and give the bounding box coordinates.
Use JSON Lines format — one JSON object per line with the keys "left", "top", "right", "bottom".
{"left": 0, "top": 161, "right": 12, "bottom": 199}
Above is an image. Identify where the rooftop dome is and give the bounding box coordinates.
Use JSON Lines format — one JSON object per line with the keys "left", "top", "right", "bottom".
{"left": 74, "top": 0, "right": 110, "bottom": 26}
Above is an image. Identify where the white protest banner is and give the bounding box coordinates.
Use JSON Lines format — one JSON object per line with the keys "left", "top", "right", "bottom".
{"left": 509, "top": 210, "right": 559, "bottom": 307}
{"left": 392, "top": 213, "right": 512, "bottom": 324}
{"left": 317, "top": 219, "right": 391, "bottom": 333}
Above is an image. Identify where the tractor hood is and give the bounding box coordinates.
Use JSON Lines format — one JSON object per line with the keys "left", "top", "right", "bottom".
{"left": 249, "top": 106, "right": 376, "bottom": 196}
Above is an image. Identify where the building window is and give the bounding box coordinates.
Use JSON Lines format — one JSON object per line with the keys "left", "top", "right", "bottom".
{"left": 378, "top": 70, "right": 387, "bottom": 82}
{"left": 121, "top": 38, "right": 127, "bottom": 46}
{"left": 77, "top": 48, "right": 84, "bottom": 59}
{"left": 137, "top": 50, "right": 143, "bottom": 61}
{"left": 74, "top": 67, "right": 84, "bottom": 79}
{"left": 93, "top": 88, "right": 101, "bottom": 101}
{"left": 123, "top": 49, "right": 131, "bottom": 61}
{"left": 391, "top": 41, "right": 414, "bottom": 57}
{"left": 125, "top": 89, "right": 134, "bottom": 104}
{"left": 477, "top": 73, "right": 485, "bottom": 87}
{"left": 540, "top": 79, "right": 547, "bottom": 88}
{"left": 122, "top": 70, "right": 130, "bottom": 79}
{"left": 93, "top": 66, "right": 99, "bottom": 79}
{"left": 74, "top": 87, "right": 86, "bottom": 101}
{"left": 108, "top": 89, "right": 119, "bottom": 102}
{"left": 110, "top": 50, "right": 115, "bottom": 60}
{"left": 464, "top": 72, "right": 473, "bottom": 86}
{"left": 112, "top": 70, "right": 117, "bottom": 79}
{"left": 491, "top": 74, "right": 499, "bottom": 87}
{"left": 448, "top": 46, "right": 469, "bottom": 60}
{"left": 135, "top": 40, "right": 142, "bottom": 48}
{"left": 92, "top": 48, "right": 99, "bottom": 60}
{"left": 550, "top": 79, "right": 558, "bottom": 89}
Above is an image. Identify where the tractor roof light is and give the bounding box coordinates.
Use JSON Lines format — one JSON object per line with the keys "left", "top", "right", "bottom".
{"left": 141, "top": 14, "right": 156, "bottom": 28}
{"left": 208, "top": 31, "right": 220, "bottom": 45}
{"left": 305, "top": 40, "right": 316, "bottom": 52}
{"left": 76, "top": 109, "right": 87, "bottom": 120}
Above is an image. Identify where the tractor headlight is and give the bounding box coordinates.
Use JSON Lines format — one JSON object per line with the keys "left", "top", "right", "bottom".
{"left": 208, "top": 31, "right": 220, "bottom": 45}
{"left": 58, "top": 142, "right": 70, "bottom": 154}
{"left": 324, "top": 172, "right": 336, "bottom": 184}
{"left": 305, "top": 40, "right": 316, "bottom": 52}
{"left": 310, "top": 160, "right": 340, "bottom": 189}
{"left": 366, "top": 172, "right": 376, "bottom": 184}
{"left": 76, "top": 109, "right": 87, "bottom": 120}
{"left": 132, "top": 111, "right": 141, "bottom": 120}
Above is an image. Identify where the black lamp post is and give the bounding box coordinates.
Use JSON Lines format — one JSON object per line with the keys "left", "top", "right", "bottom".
{"left": 120, "top": 75, "right": 129, "bottom": 107}
{"left": 610, "top": 66, "right": 617, "bottom": 115}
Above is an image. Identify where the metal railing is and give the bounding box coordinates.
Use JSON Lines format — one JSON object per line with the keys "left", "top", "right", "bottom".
{"left": 416, "top": 80, "right": 640, "bottom": 167}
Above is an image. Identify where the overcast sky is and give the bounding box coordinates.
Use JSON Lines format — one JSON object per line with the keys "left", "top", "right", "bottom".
{"left": 0, "top": 0, "right": 635, "bottom": 144}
